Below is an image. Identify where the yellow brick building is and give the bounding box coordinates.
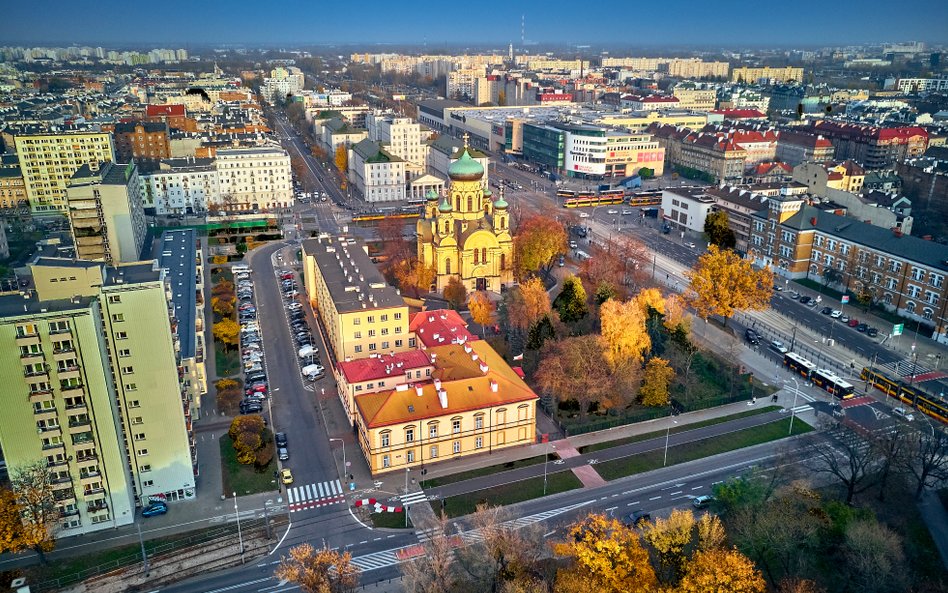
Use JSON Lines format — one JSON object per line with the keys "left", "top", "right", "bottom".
{"left": 416, "top": 141, "right": 514, "bottom": 293}
{"left": 354, "top": 339, "right": 538, "bottom": 474}
{"left": 731, "top": 66, "right": 804, "bottom": 84}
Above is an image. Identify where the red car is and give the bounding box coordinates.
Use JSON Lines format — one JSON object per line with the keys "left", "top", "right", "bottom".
{"left": 280, "top": 272, "right": 294, "bottom": 280}
{"left": 847, "top": 318, "right": 859, "bottom": 327}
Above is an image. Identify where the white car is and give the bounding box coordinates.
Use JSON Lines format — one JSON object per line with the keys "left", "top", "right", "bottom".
{"left": 830, "top": 310, "right": 842, "bottom": 318}
{"left": 769, "top": 340, "right": 789, "bottom": 354}
{"left": 607, "top": 209, "right": 618, "bottom": 215}
{"left": 621, "top": 209, "right": 633, "bottom": 215}
{"left": 578, "top": 212, "right": 590, "bottom": 218}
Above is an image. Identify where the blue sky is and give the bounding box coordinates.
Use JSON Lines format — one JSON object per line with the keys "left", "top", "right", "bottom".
{"left": 3, "top": 0, "right": 947, "bottom": 47}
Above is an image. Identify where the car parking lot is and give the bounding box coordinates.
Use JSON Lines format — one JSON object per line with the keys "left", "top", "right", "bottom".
{"left": 278, "top": 270, "right": 326, "bottom": 383}
{"left": 233, "top": 265, "right": 269, "bottom": 417}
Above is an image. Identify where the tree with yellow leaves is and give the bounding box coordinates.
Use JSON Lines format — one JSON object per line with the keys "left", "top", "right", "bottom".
{"left": 443, "top": 276, "right": 468, "bottom": 310}
{"left": 6, "top": 462, "right": 57, "bottom": 563}
{"left": 506, "top": 277, "right": 551, "bottom": 332}
{"left": 212, "top": 296, "right": 235, "bottom": 319}
{"left": 686, "top": 245, "right": 773, "bottom": 326}
{"left": 513, "top": 215, "right": 568, "bottom": 279}
{"left": 394, "top": 259, "right": 437, "bottom": 297}
{"left": 663, "top": 294, "right": 690, "bottom": 336}
{"left": 600, "top": 298, "right": 650, "bottom": 370}
{"left": 275, "top": 543, "right": 359, "bottom": 593}
{"left": 535, "top": 335, "right": 615, "bottom": 417}
{"left": 552, "top": 513, "right": 657, "bottom": 593}
{"left": 677, "top": 547, "right": 766, "bottom": 593}
{"left": 213, "top": 318, "right": 241, "bottom": 350}
{"left": 639, "top": 357, "right": 676, "bottom": 407}
{"left": 468, "top": 292, "right": 495, "bottom": 337}
{"left": 634, "top": 287, "right": 666, "bottom": 316}
{"left": 334, "top": 144, "right": 348, "bottom": 175}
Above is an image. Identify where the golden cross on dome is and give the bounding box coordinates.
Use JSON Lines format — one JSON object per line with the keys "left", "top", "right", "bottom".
{"left": 462, "top": 132, "right": 470, "bottom": 148}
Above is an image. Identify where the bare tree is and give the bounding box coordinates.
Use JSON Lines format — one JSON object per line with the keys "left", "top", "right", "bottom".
{"left": 804, "top": 424, "right": 878, "bottom": 504}
{"left": 868, "top": 423, "right": 909, "bottom": 502}
{"left": 900, "top": 426, "right": 948, "bottom": 500}
{"left": 401, "top": 512, "right": 458, "bottom": 593}
{"left": 842, "top": 519, "right": 907, "bottom": 593}
{"left": 8, "top": 460, "right": 58, "bottom": 562}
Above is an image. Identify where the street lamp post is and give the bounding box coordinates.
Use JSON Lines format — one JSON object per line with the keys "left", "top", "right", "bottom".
{"left": 788, "top": 377, "right": 800, "bottom": 436}
{"left": 329, "top": 437, "right": 347, "bottom": 484}
{"left": 543, "top": 442, "right": 555, "bottom": 496}
{"left": 137, "top": 522, "right": 149, "bottom": 577}
{"left": 404, "top": 467, "right": 410, "bottom": 527}
{"left": 233, "top": 492, "right": 245, "bottom": 564}
{"left": 663, "top": 415, "right": 678, "bottom": 466}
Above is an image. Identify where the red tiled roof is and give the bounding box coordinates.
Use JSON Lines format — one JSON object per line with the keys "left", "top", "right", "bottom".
{"left": 754, "top": 161, "right": 791, "bottom": 175}
{"left": 338, "top": 349, "right": 433, "bottom": 384}
{"left": 146, "top": 104, "right": 186, "bottom": 117}
{"left": 409, "top": 309, "right": 478, "bottom": 348}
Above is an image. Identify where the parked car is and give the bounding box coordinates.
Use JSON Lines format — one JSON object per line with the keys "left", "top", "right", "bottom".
{"left": 799, "top": 296, "right": 812, "bottom": 305}
{"left": 684, "top": 241, "right": 696, "bottom": 248}
{"left": 848, "top": 318, "right": 860, "bottom": 328}
{"left": 821, "top": 307, "right": 833, "bottom": 315}
{"left": 867, "top": 327, "right": 879, "bottom": 338}
{"left": 892, "top": 408, "right": 915, "bottom": 421}
{"left": 240, "top": 402, "right": 263, "bottom": 414}
{"left": 856, "top": 323, "right": 868, "bottom": 332}
{"left": 142, "top": 502, "right": 168, "bottom": 517}
{"left": 281, "top": 468, "right": 294, "bottom": 485}
{"left": 788, "top": 291, "right": 800, "bottom": 300}
{"left": 769, "top": 339, "right": 788, "bottom": 354}
{"left": 830, "top": 310, "right": 842, "bottom": 318}
{"left": 275, "top": 432, "right": 288, "bottom": 447}
{"left": 278, "top": 447, "right": 289, "bottom": 461}
{"left": 627, "top": 510, "right": 651, "bottom": 527}
{"left": 839, "top": 315, "right": 850, "bottom": 324}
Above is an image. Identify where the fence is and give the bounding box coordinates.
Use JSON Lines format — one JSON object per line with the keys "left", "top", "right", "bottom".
{"left": 561, "top": 406, "right": 668, "bottom": 436}
{"left": 34, "top": 518, "right": 267, "bottom": 592}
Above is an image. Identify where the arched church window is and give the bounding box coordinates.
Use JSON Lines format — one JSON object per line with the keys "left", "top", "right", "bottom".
{"left": 482, "top": 248, "right": 487, "bottom": 263}
{"left": 467, "top": 196, "right": 473, "bottom": 211}
{"left": 500, "top": 253, "right": 506, "bottom": 270}
{"left": 445, "top": 259, "right": 451, "bottom": 274}
{"left": 473, "top": 250, "right": 479, "bottom": 265}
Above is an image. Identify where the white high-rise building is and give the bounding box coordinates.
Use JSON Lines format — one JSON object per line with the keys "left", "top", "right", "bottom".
{"left": 365, "top": 113, "right": 429, "bottom": 180}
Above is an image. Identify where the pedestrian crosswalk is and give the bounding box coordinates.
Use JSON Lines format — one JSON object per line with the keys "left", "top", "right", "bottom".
{"left": 350, "top": 549, "right": 400, "bottom": 572}
{"left": 287, "top": 480, "right": 344, "bottom": 513}
{"left": 399, "top": 490, "right": 429, "bottom": 507}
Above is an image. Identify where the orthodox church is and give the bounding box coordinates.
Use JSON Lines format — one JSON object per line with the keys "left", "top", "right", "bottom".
{"left": 416, "top": 138, "right": 514, "bottom": 293}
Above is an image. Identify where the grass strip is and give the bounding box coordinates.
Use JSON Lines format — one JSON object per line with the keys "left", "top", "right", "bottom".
{"left": 369, "top": 511, "right": 413, "bottom": 529}
{"left": 435, "top": 471, "right": 583, "bottom": 519}
{"left": 578, "top": 406, "right": 782, "bottom": 454}
{"left": 595, "top": 416, "right": 812, "bottom": 482}
{"left": 421, "top": 454, "right": 555, "bottom": 489}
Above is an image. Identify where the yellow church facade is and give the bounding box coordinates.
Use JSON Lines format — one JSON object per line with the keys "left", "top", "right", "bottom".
{"left": 416, "top": 142, "right": 514, "bottom": 293}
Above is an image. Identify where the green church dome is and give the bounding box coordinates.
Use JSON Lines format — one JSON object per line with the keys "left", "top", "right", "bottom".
{"left": 448, "top": 148, "right": 484, "bottom": 181}
{"left": 493, "top": 194, "right": 508, "bottom": 209}
{"left": 426, "top": 188, "right": 439, "bottom": 201}
{"left": 438, "top": 197, "right": 453, "bottom": 212}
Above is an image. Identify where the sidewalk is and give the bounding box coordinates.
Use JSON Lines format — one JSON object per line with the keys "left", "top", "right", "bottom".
{"left": 918, "top": 491, "right": 948, "bottom": 569}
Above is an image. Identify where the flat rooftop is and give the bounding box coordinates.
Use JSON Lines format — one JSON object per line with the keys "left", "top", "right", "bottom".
{"left": 303, "top": 236, "right": 405, "bottom": 314}
{"left": 157, "top": 229, "right": 197, "bottom": 358}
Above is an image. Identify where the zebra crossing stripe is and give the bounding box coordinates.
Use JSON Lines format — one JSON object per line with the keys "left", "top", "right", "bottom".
{"left": 288, "top": 481, "right": 347, "bottom": 513}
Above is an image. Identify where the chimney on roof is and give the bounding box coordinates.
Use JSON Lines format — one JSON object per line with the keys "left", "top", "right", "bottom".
{"left": 810, "top": 217, "right": 817, "bottom": 225}
{"left": 433, "top": 378, "right": 441, "bottom": 391}
{"left": 415, "top": 384, "right": 423, "bottom": 397}
{"left": 479, "top": 361, "right": 489, "bottom": 374}
{"left": 437, "top": 389, "right": 448, "bottom": 409}
{"left": 490, "top": 379, "right": 498, "bottom": 393}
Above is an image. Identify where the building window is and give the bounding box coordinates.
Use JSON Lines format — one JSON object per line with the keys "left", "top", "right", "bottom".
{"left": 394, "top": 312, "right": 402, "bottom": 320}
{"left": 382, "top": 455, "right": 390, "bottom": 468}
{"left": 430, "top": 445, "right": 438, "bottom": 459}
{"left": 475, "top": 436, "right": 483, "bottom": 449}
{"left": 141, "top": 465, "right": 151, "bottom": 472}
{"left": 116, "top": 331, "right": 128, "bottom": 340}
{"left": 111, "top": 314, "right": 125, "bottom": 323}
{"left": 395, "top": 340, "right": 403, "bottom": 348}
{"left": 409, "top": 338, "right": 416, "bottom": 348}
{"left": 381, "top": 314, "right": 388, "bottom": 322}
{"left": 138, "top": 449, "right": 148, "bottom": 456}
{"left": 354, "top": 345, "right": 362, "bottom": 353}
{"left": 453, "top": 441, "right": 461, "bottom": 454}
{"left": 475, "top": 415, "right": 484, "bottom": 430}
{"left": 119, "top": 349, "right": 131, "bottom": 358}
{"left": 134, "top": 433, "right": 146, "bottom": 441}
{"left": 452, "top": 419, "right": 461, "bottom": 434}
{"left": 367, "top": 316, "right": 375, "bottom": 323}
{"left": 429, "top": 424, "right": 438, "bottom": 438}
{"left": 368, "top": 343, "right": 376, "bottom": 351}
{"left": 405, "top": 428, "right": 414, "bottom": 443}
{"left": 108, "top": 295, "right": 121, "bottom": 304}
{"left": 380, "top": 433, "right": 390, "bottom": 447}
{"left": 129, "top": 400, "right": 140, "bottom": 408}
{"left": 121, "top": 366, "right": 134, "bottom": 375}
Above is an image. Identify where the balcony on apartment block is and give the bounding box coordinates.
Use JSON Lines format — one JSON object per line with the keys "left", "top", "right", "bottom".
{"left": 20, "top": 351, "right": 45, "bottom": 366}
{"left": 52, "top": 348, "right": 77, "bottom": 362}
{"left": 60, "top": 384, "right": 85, "bottom": 398}
{"left": 15, "top": 333, "right": 41, "bottom": 348}
{"left": 57, "top": 366, "right": 83, "bottom": 381}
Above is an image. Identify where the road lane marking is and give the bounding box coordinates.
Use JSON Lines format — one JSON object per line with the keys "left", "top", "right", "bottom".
{"left": 649, "top": 496, "right": 662, "bottom": 500}
{"left": 691, "top": 486, "right": 703, "bottom": 490}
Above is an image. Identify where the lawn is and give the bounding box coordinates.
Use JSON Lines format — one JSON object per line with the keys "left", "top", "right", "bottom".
{"left": 369, "top": 511, "right": 413, "bottom": 529}
{"left": 220, "top": 435, "right": 278, "bottom": 496}
{"left": 420, "top": 454, "right": 557, "bottom": 489}
{"left": 577, "top": 406, "right": 781, "bottom": 454}
{"left": 215, "top": 344, "right": 241, "bottom": 378}
{"left": 595, "top": 417, "right": 813, "bottom": 482}
{"left": 436, "top": 471, "right": 583, "bottom": 519}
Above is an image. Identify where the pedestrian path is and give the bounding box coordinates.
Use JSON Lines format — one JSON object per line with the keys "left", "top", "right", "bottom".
{"left": 400, "top": 490, "right": 430, "bottom": 507}
{"left": 287, "top": 480, "right": 344, "bottom": 513}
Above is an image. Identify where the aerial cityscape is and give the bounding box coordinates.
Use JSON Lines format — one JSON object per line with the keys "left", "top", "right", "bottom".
{"left": 0, "top": 4, "right": 946, "bottom": 592}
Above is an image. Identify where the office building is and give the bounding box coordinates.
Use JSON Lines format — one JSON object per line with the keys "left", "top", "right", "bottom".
{"left": 13, "top": 131, "right": 116, "bottom": 215}
{"left": 0, "top": 258, "right": 196, "bottom": 536}
{"left": 301, "top": 235, "right": 411, "bottom": 363}
{"left": 365, "top": 113, "right": 430, "bottom": 179}
{"left": 65, "top": 162, "right": 146, "bottom": 265}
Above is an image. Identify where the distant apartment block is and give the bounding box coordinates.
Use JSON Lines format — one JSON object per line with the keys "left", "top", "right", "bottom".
{"left": 13, "top": 131, "right": 116, "bottom": 214}
{"left": 775, "top": 129, "right": 836, "bottom": 165}
{"left": 0, "top": 259, "right": 196, "bottom": 536}
{"left": 366, "top": 113, "right": 430, "bottom": 179}
{"left": 0, "top": 166, "right": 28, "bottom": 213}
{"left": 731, "top": 66, "right": 804, "bottom": 84}
{"left": 672, "top": 87, "right": 717, "bottom": 112}
{"left": 262, "top": 67, "right": 305, "bottom": 104}
{"left": 805, "top": 121, "right": 928, "bottom": 169}
{"left": 66, "top": 162, "right": 146, "bottom": 265}
{"left": 140, "top": 157, "right": 219, "bottom": 215}
{"left": 894, "top": 77, "right": 948, "bottom": 93}
{"left": 348, "top": 139, "right": 407, "bottom": 203}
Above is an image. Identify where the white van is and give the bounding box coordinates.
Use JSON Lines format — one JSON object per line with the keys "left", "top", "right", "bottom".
{"left": 298, "top": 345, "right": 319, "bottom": 359}
{"left": 892, "top": 408, "right": 914, "bottom": 421}
{"left": 301, "top": 364, "right": 325, "bottom": 381}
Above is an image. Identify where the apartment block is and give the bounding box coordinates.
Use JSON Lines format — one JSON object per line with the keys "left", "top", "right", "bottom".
{"left": 672, "top": 87, "right": 717, "bottom": 111}
{"left": 13, "top": 131, "right": 116, "bottom": 214}
{"left": 112, "top": 121, "right": 171, "bottom": 171}
{"left": 214, "top": 148, "right": 293, "bottom": 212}
{"left": 0, "top": 259, "right": 196, "bottom": 537}
{"left": 447, "top": 68, "right": 486, "bottom": 100}
{"left": 775, "top": 129, "right": 835, "bottom": 165}
{"left": 301, "top": 235, "right": 411, "bottom": 363}
{"left": 157, "top": 229, "right": 206, "bottom": 420}
{"left": 804, "top": 121, "right": 928, "bottom": 169}
{"left": 66, "top": 162, "right": 146, "bottom": 265}
{"left": 365, "top": 113, "right": 429, "bottom": 179}
{"left": 262, "top": 67, "right": 304, "bottom": 104}
{"left": 140, "top": 157, "right": 220, "bottom": 215}
{"left": 0, "top": 166, "right": 28, "bottom": 213}
{"left": 319, "top": 118, "right": 368, "bottom": 155}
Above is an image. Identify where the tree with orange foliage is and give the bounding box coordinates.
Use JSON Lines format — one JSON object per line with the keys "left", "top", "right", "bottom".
{"left": 275, "top": 543, "right": 359, "bottom": 593}
{"left": 535, "top": 335, "right": 613, "bottom": 417}
{"left": 394, "top": 259, "right": 437, "bottom": 297}
{"left": 334, "top": 144, "right": 348, "bottom": 175}
{"left": 639, "top": 357, "right": 676, "bottom": 407}
{"left": 5, "top": 462, "right": 58, "bottom": 562}
{"left": 212, "top": 296, "right": 235, "bottom": 319}
{"left": 468, "top": 292, "right": 495, "bottom": 337}
{"left": 513, "top": 215, "right": 567, "bottom": 279}
{"left": 443, "top": 276, "right": 468, "bottom": 310}
{"left": 505, "top": 277, "right": 551, "bottom": 332}
{"left": 552, "top": 513, "right": 657, "bottom": 593}
{"left": 686, "top": 245, "right": 773, "bottom": 326}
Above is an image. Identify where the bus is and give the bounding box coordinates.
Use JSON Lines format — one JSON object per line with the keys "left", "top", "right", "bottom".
{"left": 811, "top": 368, "right": 855, "bottom": 399}
{"left": 783, "top": 352, "right": 816, "bottom": 379}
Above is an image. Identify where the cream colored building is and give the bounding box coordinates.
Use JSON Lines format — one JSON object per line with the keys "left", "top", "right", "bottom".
{"left": 0, "top": 258, "right": 196, "bottom": 536}
{"left": 348, "top": 139, "right": 407, "bottom": 203}
{"left": 354, "top": 339, "right": 538, "bottom": 474}
{"left": 366, "top": 113, "right": 430, "bottom": 180}
{"left": 214, "top": 147, "right": 293, "bottom": 212}
{"left": 13, "top": 131, "right": 116, "bottom": 215}
{"left": 66, "top": 162, "right": 146, "bottom": 265}
{"left": 417, "top": 144, "right": 514, "bottom": 293}
{"left": 301, "top": 235, "right": 412, "bottom": 363}
{"left": 731, "top": 66, "right": 804, "bottom": 84}
{"left": 447, "top": 68, "right": 486, "bottom": 100}
{"left": 672, "top": 87, "right": 717, "bottom": 111}
{"left": 598, "top": 110, "right": 709, "bottom": 134}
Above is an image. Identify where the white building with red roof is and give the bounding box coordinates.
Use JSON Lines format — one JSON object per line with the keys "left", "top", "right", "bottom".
{"left": 409, "top": 309, "right": 478, "bottom": 349}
